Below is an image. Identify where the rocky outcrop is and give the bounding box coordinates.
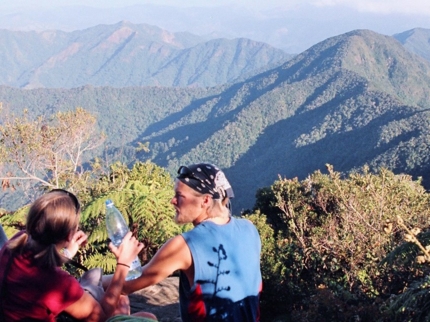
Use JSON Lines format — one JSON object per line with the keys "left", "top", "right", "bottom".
{"left": 129, "top": 277, "right": 181, "bottom": 322}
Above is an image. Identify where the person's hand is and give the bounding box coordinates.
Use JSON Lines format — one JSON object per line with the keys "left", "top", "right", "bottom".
{"left": 109, "top": 231, "right": 144, "bottom": 266}
{"left": 112, "top": 294, "right": 130, "bottom": 316}
{"left": 65, "top": 230, "right": 88, "bottom": 258}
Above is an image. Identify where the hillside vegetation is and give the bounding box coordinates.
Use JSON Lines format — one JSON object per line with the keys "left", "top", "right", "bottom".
{"left": 144, "top": 29, "right": 430, "bottom": 210}
{"left": 2, "top": 29, "right": 430, "bottom": 212}
{"left": 249, "top": 165, "right": 430, "bottom": 321}
{"left": 2, "top": 160, "right": 430, "bottom": 321}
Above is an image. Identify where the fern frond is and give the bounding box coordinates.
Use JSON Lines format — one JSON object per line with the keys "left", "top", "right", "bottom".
{"left": 386, "top": 275, "right": 430, "bottom": 321}
{"left": 87, "top": 221, "right": 109, "bottom": 244}
{"left": 81, "top": 189, "right": 133, "bottom": 222}
{"left": 0, "top": 206, "right": 28, "bottom": 224}
{"left": 83, "top": 252, "right": 117, "bottom": 274}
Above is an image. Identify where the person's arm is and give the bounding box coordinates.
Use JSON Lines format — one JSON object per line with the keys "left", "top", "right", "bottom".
{"left": 122, "top": 235, "right": 192, "bottom": 294}
{"left": 63, "top": 267, "right": 130, "bottom": 322}
{"left": 63, "top": 231, "right": 143, "bottom": 322}
{"left": 62, "top": 292, "right": 105, "bottom": 321}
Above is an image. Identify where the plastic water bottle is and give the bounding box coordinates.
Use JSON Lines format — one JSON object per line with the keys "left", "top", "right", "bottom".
{"left": 105, "top": 199, "right": 142, "bottom": 281}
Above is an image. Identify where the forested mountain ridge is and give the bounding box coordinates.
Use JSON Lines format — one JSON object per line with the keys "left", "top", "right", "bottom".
{"left": 0, "top": 21, "right": 291, "bottom": 89}
{"left": 340, "top": 29, "right": 430, "bottom": 106}
{"left": 141, "top": 29, "right": 430, "bottom": 210}
{"left": 394, "top": 28, "right": 430, "bottom": 62}
{"left": 1, "top": 29, "right": 430, "bottom": 211}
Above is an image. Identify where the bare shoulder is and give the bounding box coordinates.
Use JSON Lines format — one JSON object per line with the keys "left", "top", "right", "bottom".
{"left": 164, "top": 234, "right": 187, "bottom": 248}
{"left": 144, "top": 235, "right": 192, "bottom": 274}
{"left": 157, "top": 235, "right": 190, "bottom": 263}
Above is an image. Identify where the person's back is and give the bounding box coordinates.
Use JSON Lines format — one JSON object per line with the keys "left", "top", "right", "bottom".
{"left": 0, "top": 190, "right": 148, "bottom": 322}
{"left": 179, "top": 216, "right": 261, "bottom": 321}
{"left": 0, "top": 232, "right": 84, "bottom": 321}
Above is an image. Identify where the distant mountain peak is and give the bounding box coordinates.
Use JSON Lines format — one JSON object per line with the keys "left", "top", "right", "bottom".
{"left": 105, "top": 26, "right": 135, "bottom": 45}
{"left": 393, "top": 28, "right": 430, "bottom": 62}
{"left": 277, "top": 29, "right": 430, "bottom": 108}
{"left": 0, "top": 22, "right": 291, "bottom": 88}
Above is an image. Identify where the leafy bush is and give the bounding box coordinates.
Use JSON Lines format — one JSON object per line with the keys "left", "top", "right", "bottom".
{"left": 79, "top": 161, "right": 189, "bottom": 274}
{"left": 380, "top": 226, "right": 430, "bottom": 321}
{"left": 250, "top": 165, "right": 430, "bottom": 320}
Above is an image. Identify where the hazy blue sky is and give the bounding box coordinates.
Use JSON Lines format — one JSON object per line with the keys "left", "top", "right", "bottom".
{"left": 2, "top": 0, "right": 430, "bottom": 14}
{"left": 1, "top": 0, "right": 430, "bottom": 52}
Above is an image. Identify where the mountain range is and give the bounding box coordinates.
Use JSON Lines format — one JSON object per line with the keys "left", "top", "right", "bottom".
{"left": 0, "top": 21, "right": 291, "bottom": 89}
{"left": 2, "top": 3, "right": 430, "bottom": 54}
{"left": 2, "top": 26, "right": 430, "bottom": 212}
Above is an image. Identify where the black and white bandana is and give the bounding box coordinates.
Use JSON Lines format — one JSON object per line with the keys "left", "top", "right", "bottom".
{"left": 177, "top": 163, "right": 234, "bottom": 200}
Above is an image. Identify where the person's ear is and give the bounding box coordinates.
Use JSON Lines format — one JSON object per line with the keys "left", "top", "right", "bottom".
{"left": 66, "top": 231, "right": 73, "bottom": 242}
{"left": 201, "top": 194, "right": 211, "bottom": 207}
{"left": 66, "top": 227, "right": 76, "bottom": 242}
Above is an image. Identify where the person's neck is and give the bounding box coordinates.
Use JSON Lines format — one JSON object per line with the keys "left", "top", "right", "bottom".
{"left": 193, "top": 215, "right": 230, "bottom": 226}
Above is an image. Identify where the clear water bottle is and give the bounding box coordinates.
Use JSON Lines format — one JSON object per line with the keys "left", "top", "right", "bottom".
{"left": 105, "top": 199, "right": 142, "bottom": 281}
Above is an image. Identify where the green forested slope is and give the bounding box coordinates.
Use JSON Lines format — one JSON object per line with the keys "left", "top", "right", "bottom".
{"left": 2, "top": 29, "right": 430, "bottom": 212}
{"left": 0, "top": 84, "right": 222, "bottom": 150}
{"left": 140, "top": 30, "right": 430, "bottom": 211}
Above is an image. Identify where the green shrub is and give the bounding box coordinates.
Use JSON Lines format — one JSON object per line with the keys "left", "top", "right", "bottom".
{"left": 380, "top": 226, "right": 430, "bottom": 321}
{"left": 251, "top": 165, "right": 430, "bottom": 320}
{"left": 79, "top": 161, "right": 189, "bottom": 273}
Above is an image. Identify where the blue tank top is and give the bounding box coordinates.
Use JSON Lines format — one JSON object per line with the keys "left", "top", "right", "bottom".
{"left": 179, "top": 216, "right": 262, "bottom": 321}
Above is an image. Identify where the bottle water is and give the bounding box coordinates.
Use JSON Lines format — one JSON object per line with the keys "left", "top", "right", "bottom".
{"left": 105, "top": 199, "right": 142, "bottom": 281}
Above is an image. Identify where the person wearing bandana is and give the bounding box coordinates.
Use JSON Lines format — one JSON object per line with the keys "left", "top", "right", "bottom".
{"left": 121, "top": 162, "right": 262, "bottom": 321}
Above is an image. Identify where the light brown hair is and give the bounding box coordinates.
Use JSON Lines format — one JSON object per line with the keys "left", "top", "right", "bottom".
{"left": 8, "top": 190, "right": 80, "bottom": 269}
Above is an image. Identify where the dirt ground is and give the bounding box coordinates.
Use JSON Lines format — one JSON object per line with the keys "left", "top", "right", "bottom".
{"left": 129, "top": 277, "right": 181, "bottom": 322}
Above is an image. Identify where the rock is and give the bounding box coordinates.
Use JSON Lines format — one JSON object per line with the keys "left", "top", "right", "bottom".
{"left": 129, "top": 276, "right": 181, "bottom": 322}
